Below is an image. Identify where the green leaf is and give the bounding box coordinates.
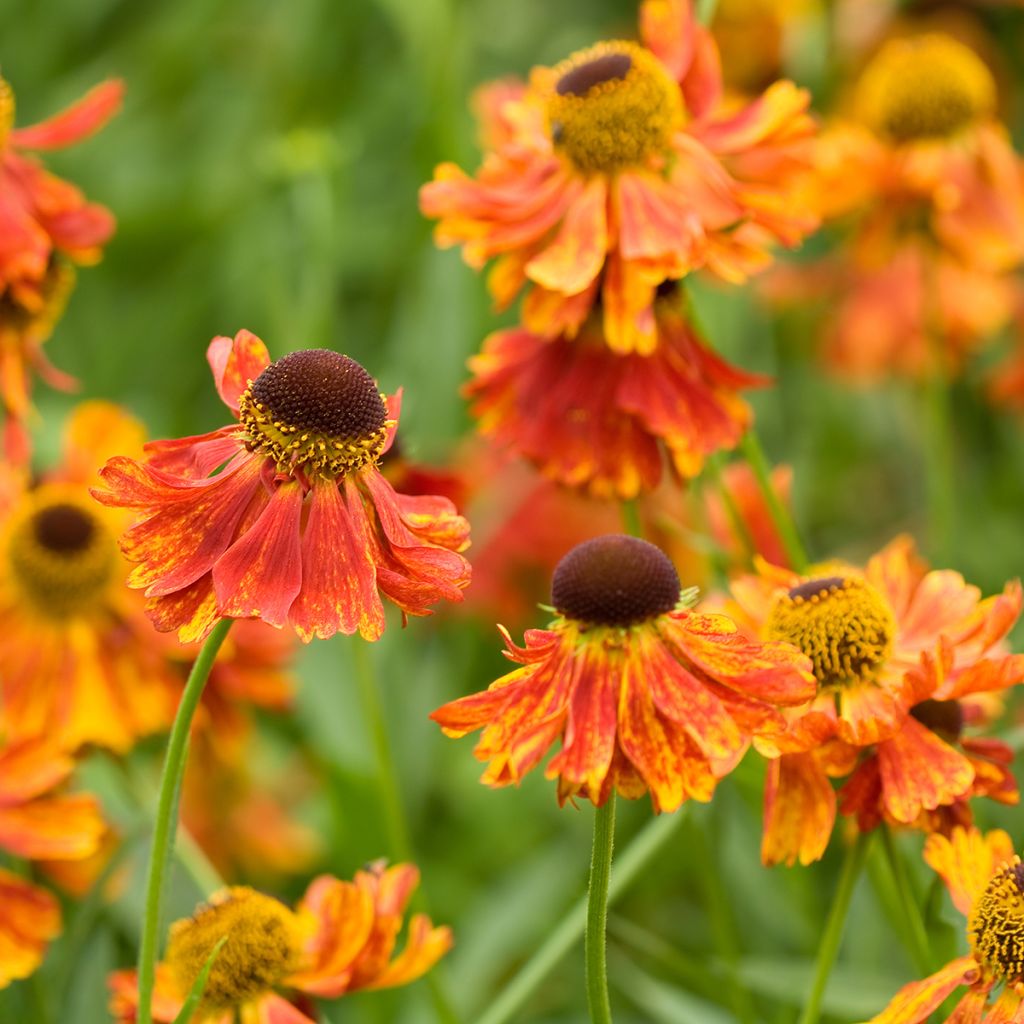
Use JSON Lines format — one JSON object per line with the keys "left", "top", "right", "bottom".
{"left": 170, "top": 936, "right": 228, "bottom": 1024}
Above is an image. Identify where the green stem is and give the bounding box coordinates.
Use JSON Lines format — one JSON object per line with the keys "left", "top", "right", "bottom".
{"left": 477, "top": 809, "right": 684, "bottom": 1024}
{"left": 351, "top": 639, "right": 412, "bottom": 862}
{"left": 350, "top": 640, "right": 461, "bottom": 1024}
{"left": 704, "top": 456, "right": 757, "bottom": 564}
{"left": 586, "top": 795, "right": 616, "bottom": 1024}
{"left": 738, "top": 432, "right": 808, "bottom": 573}
{"left": 796, "top": 831, "right": 872, "bottom": 1024}
{"left": 136, "top": 618, "right": 233, "bottom": 1024}
{"left": 620, "top": 500, "right": 642, "bottom": 539}
{"left": 880, "top": 826, "right": 933, "bottom": 975}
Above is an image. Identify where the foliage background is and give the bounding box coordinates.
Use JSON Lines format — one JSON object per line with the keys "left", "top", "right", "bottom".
{"left": 2, "top": 0, "right": 1024, "bottom": 1021}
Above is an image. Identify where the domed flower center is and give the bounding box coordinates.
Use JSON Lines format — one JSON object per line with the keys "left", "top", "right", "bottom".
{"left": 552, "top": 534, "right": 681, "bottom": 627}
{"left": 6, "top": 490, "right": 117, "bottom": 618}
{"left": 857, "top": 34, "right": 995, "bottom": 143}
{"left": 238, "top": 348, "right": 389, "bottom": 478}
{"left": 765, "top": 575, "right": 895, "bottom": 688}
{"left": 911, "top": 698, "right": 964, "bottom": 741}
{"left": 547, "top": 41, "right": 683, "bottom": 174}
{"left": 166, "top": 887, "right": 304, "bottom": 1012}
{"left": 969, "top": 858, "right": 1024, "bottom": 983}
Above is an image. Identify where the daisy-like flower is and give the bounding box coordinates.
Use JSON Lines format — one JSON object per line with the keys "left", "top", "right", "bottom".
{"left": 0, "top": 738, "right": 106, "bottom": 987}
{"left": 420, "top": 0, "right": 817, "bottom": 354}
{"left": 807, "top": 32, "right": 1024, "bottom": 378}
{"left": 109, "top": 862, "right": 453, "bottom": 1023}
{"left": 728, "top": 536, "right": 1023, "bottom": 865}
{"left": 93, "top": 330, "right": 471, "bottom": 643}
{"left": 0, "top": 76, "right": 123, "bottom": 462}
{"left": 0, "top": 402, "right": 180, "bottom": 751}
{"left": 866, "top": 825, "right": 1024, "bottom": 1022}
{"left": 432, "top": 534, "right": 815, "bottom": 811}
{"left": 466, "top": 282, "right": 767, "bottom": 497}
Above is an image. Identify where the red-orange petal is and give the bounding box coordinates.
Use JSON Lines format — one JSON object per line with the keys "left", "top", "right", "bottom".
{"left": 866, "top": 958, "right": 978, "bottom": 1023}
{"left": 207, "top": 330, "right": 271, "bottom": 415}
{"left": 10, "top": 80, "right": 124, "bottom": 150}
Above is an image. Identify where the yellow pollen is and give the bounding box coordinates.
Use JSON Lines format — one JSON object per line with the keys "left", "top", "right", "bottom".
{"left": 546, "top": 41, "right": 683, "bottom": 174}
{"left": 0, "top": 78, "right": 13, "bottom": 150}
{"left": 764, "top": 574, "right": 895, "bottom": 688}
{"left": 857, "top": 34, "right": 995, "bottom": 143}
{"left": 4, "top": 486, "right": 117, "bottom": 619}
{"left": 165, "top": 887, "right": 305, "bottom": 1012}
{"left": 969, "top": 857, "right": 1024, "bottom": 983}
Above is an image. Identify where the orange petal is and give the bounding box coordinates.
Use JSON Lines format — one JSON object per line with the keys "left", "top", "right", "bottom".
{"left": 761, "top": 752, "right": 835, "bottom": 867}
{"left": 10, "top": 79, "right": 123, "bottom": 150}
{"left": 0, "top": 870, "right": 60, "bottom": 988}
{"left": 923, "top": 826, "right": 1015, "bottom": 917}
{"left": 0, "top": 792, "right": 105, "bottom": 860}
{"left": 866, "top": 957, "right": 978, "bottom": 1023}
{"left": 207, "top": 330, "right": 271, "bottom": 415}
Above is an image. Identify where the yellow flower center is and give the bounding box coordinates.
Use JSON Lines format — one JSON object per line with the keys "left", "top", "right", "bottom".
{"left": 546, "top": 41, "right": 683, "bottom": 174}
{"left": 764, "top": 575, "right": 895, "bottom": 688}
{"left": 5, "top": 487, "right": 117, "bottom": 618}
{"left": 857, "top": 34, "right": 995, "bottom": 143}
{"left": 969, "top": 858, "right": 1024, "bottom": 983}
{"left": 551, "top": 534, "right": 681, "bottom": 627}
{"left": 0, "top": 77, "right": 14, "bottom": 150}
{"left": 238, "top": 348, "right": 390, "bottom": 479}
{"left": 165, "top": 887, "right": 304, "bottom": 1012}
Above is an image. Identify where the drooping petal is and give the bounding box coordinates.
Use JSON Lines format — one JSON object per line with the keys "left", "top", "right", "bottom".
{"left": 761, "top": 752, "right": 836, "bottom": 867}
{"left": 0, "top": 870, "right": 60, "bottom": 989}
{"left": 923, "top": 826, "right": 1015, "bottom": 917}
{"left": 0, "top": 792, "right": 104, "bottom": 860}
{"left": 214, "top": 482, "right": 304, "bottom": 629}
{"left": 362, "top": 913, "right": 454, "bottom": 991}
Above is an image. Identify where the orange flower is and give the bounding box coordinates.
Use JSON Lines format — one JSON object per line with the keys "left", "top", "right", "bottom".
{"left": 93, "top": 330, "right": 471, "bottom": 643}
{"left": 866, "top": 826, "right": 1024, "bottom": 1022}
{"left": 466, "top": 283, "right": 767, "bottom": 497}
{"left": 0, "top": 870, "right": 60, "bottom": 990}
{"left": 0, "top": 402, "right": 180, "bottom": 751}
{"left": 728, "top": 535, "right": 1023, "bottom": 865}
{"left": 420, "top": 0, "right": 817, "bottom": 355}
{"left": 109, "top": 863, "right": 453, "bottom": 1023}
{"left": 0, "top": 77, "right": 123, "bottom": 462}
{"left": 0, "top": 738, "right": 105, "bottom": 987}
{"left": 807, "top": 33, "right": 1024, "bottom": 378}
{"left": 432, "top": 534, "right": 815, "bottom": 811}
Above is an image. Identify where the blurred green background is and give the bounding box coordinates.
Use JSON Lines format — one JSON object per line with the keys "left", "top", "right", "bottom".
{"left": 3, "top": 0, "right": 1024, "bottom": 1021}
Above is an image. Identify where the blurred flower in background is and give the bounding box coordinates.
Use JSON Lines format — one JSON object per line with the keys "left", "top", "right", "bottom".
{"left": 0, "top": 77, "right": 122, "bottom": 463}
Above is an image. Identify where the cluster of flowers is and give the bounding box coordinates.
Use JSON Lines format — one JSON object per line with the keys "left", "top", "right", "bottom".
{"left": 3, "top": 0, "right": 1024, "bottom": 1020}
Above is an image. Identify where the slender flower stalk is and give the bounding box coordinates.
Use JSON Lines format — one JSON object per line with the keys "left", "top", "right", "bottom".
{"left": 738, "top": 432, "right": 808, "bottom": 572}
{"left": 477, "top": 812, "right": 686, "bottom": 1024}
{"left": 880, "top": 827, "right": 933, "bottom": 976}
{"left": 586, "top": 795, "right": 616, "bottom": 1024}
{"left": 136, "top": 618, "right": 233, "bottom": 1024}
{"left": 796, "top": 831, "right": 872, "bottom": 1024}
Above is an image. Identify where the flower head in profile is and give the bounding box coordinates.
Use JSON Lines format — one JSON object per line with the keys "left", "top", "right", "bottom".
{"left": 0, "top": 76, "right": 123, "bottom": 462}
{"left": 109, "top": 862, "right": 453, "bottom": 1023}
{"left": 0, "top": 401, "right": 180, "bottom": 751}
{"left": 420, "top": 0, "right": 817, "bottom": 354}
{"left": 93, "top": 330, "right": 471, "bottom": 643}
{"left": 728, "top": 536, "right": 1023, "bottom": 865}
{"left": 866, "top": 826, "right": 1024, "bottom": 1022}
{"left": 0, "top": 738, "right": 106, "bottom": 988}
{"left": 800, "top": 32, "right": 1024, "bottom": 378}
{"left": 432, "top": 534, "right": 815, "bottom": 811}
{"left": 466, "top": 283, "right": 767, "bottom": 498}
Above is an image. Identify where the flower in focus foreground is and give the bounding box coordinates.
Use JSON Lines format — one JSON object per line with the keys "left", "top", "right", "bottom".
{"left": 0, "top": 402, "right": 180, "bottom": 751}
{"left": 109, "top": 862, "right": 453, "bottom": 1023}
{"left": 806, "top": 32, "right": 1024, "bottom": 378}
{"left": 0, "top": 76, "right": 123, "bottom": 462}
{"left": 432, "top": 534, "right": 815, "bottom": 810}
{"left": 866, "top": 826, "right": 1024, "bottom": 1022}
{"left": 420, "top": 0, "right": 817, "bottom": 354}
{"left": 728, "top": 536, "right": 1023, "bottom": 865}
{"left": 466, "top": 283, "right": 767, "bottom": 497}
{"left": 93, "top": 330, "right": 471, "bottom": 643}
